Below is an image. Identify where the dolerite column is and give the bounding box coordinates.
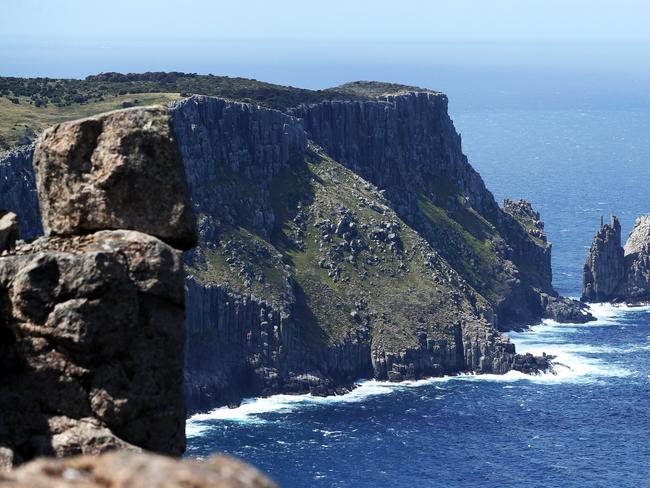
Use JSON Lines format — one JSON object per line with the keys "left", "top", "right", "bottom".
{"left": 0, "top": 106, "right": 197, "bottom": 469}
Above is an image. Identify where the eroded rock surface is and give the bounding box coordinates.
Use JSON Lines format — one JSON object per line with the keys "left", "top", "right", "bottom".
{"left": 583, "top": 216, "right": 625, "bottom": 302}
{"left": 33, "top": 107, "right": 196, "bottom": 250}
{"left": 0, "top": 106, "right": 197, "bottom": 469}
{"left": 0, "top": 451, "right": 277, "bottom": 488}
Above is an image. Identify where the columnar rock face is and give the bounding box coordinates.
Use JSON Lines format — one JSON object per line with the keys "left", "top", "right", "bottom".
{"left": 583, "top": 215, "right": 650, "bottom": 302}
{"left": 0, "top": 451, "right": 278, "bottom": 488}
{"left": 583, "top": 216, "right": 626, "bottom": 302}
{"left": 171, "top": 96, "right": 552, "bottom": 413}
{"left": 291, "top": 93, "right": 567, "bottom": 327}
{"left": 0, "top": 107, "right": 196, "bottom": 469}
{"left": 0, "top": 145, "right": 41, "bottom": 239}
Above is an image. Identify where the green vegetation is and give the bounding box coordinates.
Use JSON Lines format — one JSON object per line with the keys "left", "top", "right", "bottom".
{"left": 417, "top": 192, "right": 511, "bottom": 303}
{"left": 0, "top": 73, "right": 429, "bottom": 151}
{"left": 0, "top": 92, "right": 181, "bottom": 149}
{"left": 190, "top": 146, "right": 487, "bottom": 351}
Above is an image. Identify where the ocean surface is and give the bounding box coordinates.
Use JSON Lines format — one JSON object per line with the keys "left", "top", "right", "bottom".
{"left": 186, "top": 108, "right": 650, "bottom": 487}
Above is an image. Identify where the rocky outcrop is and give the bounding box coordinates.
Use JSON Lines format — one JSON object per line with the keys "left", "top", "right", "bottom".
{"left": 0, "top": 451, "right": 277, "bottom": 488}
{"left": 583, "top": 216, "right": 625, "bottom": 302}
{"left": 171, "top": 96, "right": 556, "bottom": 413}
{"left": 0, "top": 212, "right": 19, "bottom": 252}
{"left": 583, "top": 215, "right": 650, "bottom": 302}
{"left": 0, "top": 107, "right": 195, "bottom": 469}
{"left": 34, "top": 107, "right": 196, "bottom": 250}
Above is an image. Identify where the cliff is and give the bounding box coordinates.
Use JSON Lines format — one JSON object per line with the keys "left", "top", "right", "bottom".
{"left": 0, "top": 80, "right": 583, "bottom": 416}
{"left": 583, "top": 215, "right": 650, "bottom": 302}
{"left": 0, "top": 145, "right": 41, "bottom": 239}
{"left": 0, "top": 107, "right": 195, "bottom": 469}
{"left": 171, "top": 94, "right": 558, "bottom": 412}
{"left": 289, "top": 90, "right": 573, "bottom": 327}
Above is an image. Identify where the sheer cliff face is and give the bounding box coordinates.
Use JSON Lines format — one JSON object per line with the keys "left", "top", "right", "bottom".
{"left": 584, "top": 215, "right": 650, "bottom": 302}
{"left": 170, "top": 95, "right": 545, "bottom": 412}
{"left": 291, "top": 93, "right": 553, "bottom": 326}
{"left": 0, "top": 145, "right": 41, "bottom": 239}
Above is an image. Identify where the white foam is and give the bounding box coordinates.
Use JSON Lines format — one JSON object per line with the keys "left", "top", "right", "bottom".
{"left": 186, "top": 301, "right": 648, "bottom": 436}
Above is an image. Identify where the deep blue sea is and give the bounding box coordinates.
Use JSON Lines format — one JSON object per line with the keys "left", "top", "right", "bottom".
{"left": 186, "top": 108, "right": 650, "bottom": 487}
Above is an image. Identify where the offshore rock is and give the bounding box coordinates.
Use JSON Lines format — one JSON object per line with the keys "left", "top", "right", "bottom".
{"left": 582, "top": 215, "right": 650, "bottom": 303}
{"left": 0, "top": 451, "right": 277, "bottom": 488}
{"left": 621, "top": 216, "right": 650, "bottom": 301}
{"left": 582, "top": 216, "right": 625, "bottom": 302}
{"left": 541, "top": 294, "right": 594, "bottom": 323}
{"left": 33, "top": 106, "right": 196, "bottom": 250}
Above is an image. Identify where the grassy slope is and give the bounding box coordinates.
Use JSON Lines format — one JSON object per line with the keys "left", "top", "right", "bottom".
{"left": 0, "top": 93, "right": 182, "bottom": 148}
{"left": 190, "top": 145, "right": 487, "bottom": 353}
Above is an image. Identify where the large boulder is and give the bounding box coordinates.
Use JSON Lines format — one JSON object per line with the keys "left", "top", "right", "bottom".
{"left": 0, "top": 232, "right": 186, "bottom": 467}
{"left": 1, "top": 106, "right": 198, "bottom": 469}
{"left": 0, "top": 451, "right": 278, "bottom": 488}
{"left": 33, "top": 107, "right": 197, "bottom": 250}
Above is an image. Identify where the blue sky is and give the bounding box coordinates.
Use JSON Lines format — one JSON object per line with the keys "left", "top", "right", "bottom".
{"left": 3, "top": 0, "right": 650, "bottom": 42}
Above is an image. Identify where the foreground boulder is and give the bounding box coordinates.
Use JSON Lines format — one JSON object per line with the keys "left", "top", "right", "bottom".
{"left": 0, "top": 451, "right": 277, "bottom": 488}
{"left": 33, "top": 106, "right": 196, "bottom": 250}
{"left": 583, "top": 215, "right": 650, "bottom": 303}
{"left": 0, "top": 106, "right": 198, "bottom": 469}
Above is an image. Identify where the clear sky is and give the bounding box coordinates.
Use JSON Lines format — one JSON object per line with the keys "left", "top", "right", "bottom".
{"left": 3, "top": 0, "right": 650, "bottom": 42}
{"left": 2, "top": 0, "right": 650, "bottom": 109}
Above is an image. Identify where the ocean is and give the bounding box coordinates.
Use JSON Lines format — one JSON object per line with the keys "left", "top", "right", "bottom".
{"left": 185, "top": 107, "right": 650, "bottom": 487}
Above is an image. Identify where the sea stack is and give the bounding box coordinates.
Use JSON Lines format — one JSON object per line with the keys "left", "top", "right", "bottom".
{"left": 583, "top": 215, "right": 650, "bottom": 303}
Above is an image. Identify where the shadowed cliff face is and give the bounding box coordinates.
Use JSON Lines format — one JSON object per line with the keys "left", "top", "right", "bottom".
{"left": 583, "top": 215, "right": 650, "bottom": 302}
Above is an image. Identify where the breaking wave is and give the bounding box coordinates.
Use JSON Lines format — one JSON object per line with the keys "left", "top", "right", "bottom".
{"left": 187, "top": 302, "right": 646, "bottom": 435}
